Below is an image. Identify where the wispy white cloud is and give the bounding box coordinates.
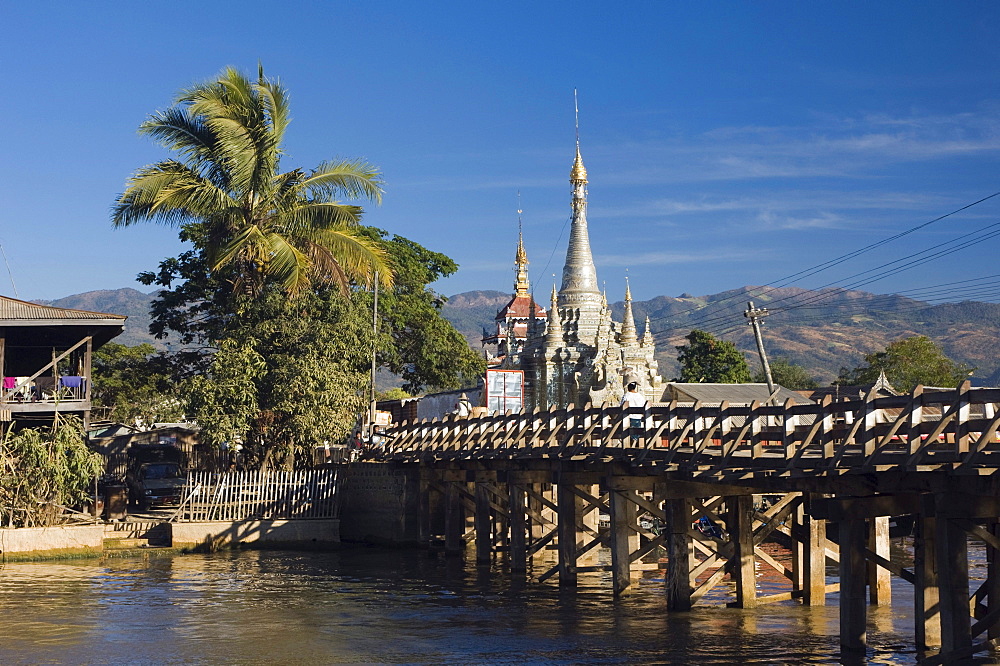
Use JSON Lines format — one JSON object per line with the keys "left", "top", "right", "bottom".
{"left": 596, "top": 248, "right": 757, "bottom": 267}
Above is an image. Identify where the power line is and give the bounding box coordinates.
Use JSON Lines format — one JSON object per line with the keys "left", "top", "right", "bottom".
{"left": 642, "top": 190, "right": 1000, "bottom": 329}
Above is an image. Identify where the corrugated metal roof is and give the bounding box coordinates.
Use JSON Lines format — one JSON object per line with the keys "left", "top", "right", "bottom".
{"left": 0, "top": 295, "right": 127, "bottom": 322}
{"left": 661, "top": 383, "right": 814, "bottom": 405}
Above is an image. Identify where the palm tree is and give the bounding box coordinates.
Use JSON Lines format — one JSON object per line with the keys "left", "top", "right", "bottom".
{"left": 113, "top": 66, "right": 392, "bottom": 296}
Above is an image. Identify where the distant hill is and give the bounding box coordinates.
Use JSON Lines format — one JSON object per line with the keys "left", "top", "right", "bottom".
{"left": 441, "top": 290, "right": 511, "bottom": 349}
{"left": 441, "top": 287, "right": 1000, "bottom": 386}
{"left": 35, "top": 286, "right": 1000, "bottom": 386}
{"left": 33, "top": 288, "right": 164, "bottom": 348}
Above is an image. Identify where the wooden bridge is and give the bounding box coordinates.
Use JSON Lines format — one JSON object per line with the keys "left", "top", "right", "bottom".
{"left": 367, "top": 382, "right": 1000, "bottom": 664}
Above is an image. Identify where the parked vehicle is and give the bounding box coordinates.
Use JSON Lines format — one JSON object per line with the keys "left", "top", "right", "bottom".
{"left": 125, "top": 445, "right": 186, "bottom": 510}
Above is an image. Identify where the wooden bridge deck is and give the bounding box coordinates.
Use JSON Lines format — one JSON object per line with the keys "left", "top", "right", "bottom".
{"left": 380, "top": 383, "right": 1000, "bottom": 474}
{"left": 361, "top": 383, "right": 1000, "bottom": 664}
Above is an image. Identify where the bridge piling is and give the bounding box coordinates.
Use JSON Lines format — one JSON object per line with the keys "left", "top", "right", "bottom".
{"left": 868, "top": 516, "right": 892, "bottom": 606}
{"left": 444, "top": 480, "right": 464, "bottom": 555}
{"left": 609, "top": 486, "right": 638, "bottom": 595}
{"left": 935, "top": 512, "right": 973, "bottom": 654}
{"left": 667, "top": 497, "right": 694, "bottom": 611}
{"left": 801, "top": 494, "right": 828, "bottom": 606}
{"left": 508, "top": 477, "right": 527, "bottom": 572}
{"left": 375, "top": 383, "right": 1000, "bottom": 662}
{"left": 474, "top": 473, "right": 493, "bottom": 563}
{"left": 556, "top": 480, "right": 579, "bottom": 586}
{"left": 729, "top": 495, "right": 757, "bottom": 608}
{"left": 839, "top": 516, "right": 868, "bottom": 654}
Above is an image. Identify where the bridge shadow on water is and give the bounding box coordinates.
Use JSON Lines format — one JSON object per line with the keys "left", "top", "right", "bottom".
{"left": 0, "top": 539, "right": 987, "bottom": 664}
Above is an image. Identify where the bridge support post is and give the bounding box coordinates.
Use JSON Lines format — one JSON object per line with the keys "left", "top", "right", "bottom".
{"left": 935, "top": 514, "right": 972, "bottom": 654}
{"left": 557, "top": 481, "right": 579, "bottom": 586}
{"left": 988, "top": 520, "right": 1000, "bottom": 643}
{"left": 444, "top": 481, "right": 464, "bottom": 555}
{"left": 578, "top": 484, "right": 601, "bottom": 566}
{"left": 474, "top": 473, "right": 494, "bottom": 563}
{"left": 729, "top": 495, "right": 757, "bottom": 608}
{"left": 802, "top": 494, "right": 827, "bottom": 606}
{"left": 667, "top": 497, "right": 693, "bottom": 611}
{"left": 508, "top": 479, "right": 527, "bottom": 572}
{"left": 418, "top": 469, "right": 439, "bottom": 547}
{"left": 839, "top": 517, "right": 868, "bottom": 654}
{"left": 609, "top": 487, "right": 638, "bottom": 595}
{"left": 915, "top": 515, "right": 942, "bottom": 650}
{"left": 868, "top": 516, "right": 891, "bottom": 606}
{"left": 529, "top": 484, "right": 545, "bottom": 545}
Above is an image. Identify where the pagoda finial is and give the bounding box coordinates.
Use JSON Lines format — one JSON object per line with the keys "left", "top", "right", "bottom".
{"left": 642, "top": 315, "right": 654, "bottom": 346}
{"left": 546, "top": 283, "right": 561, "bottom": 344}
{"left": 570, "top": 89, "right": 588, "bottom": 183}
{"left": 560, "top": 91, "right": 599, "bottom": 307}
{"left": 514, "top": 193, "right": 530, "bottom": 296}
{"left": 620, "top": 274, "right": 637, "bottom": 344}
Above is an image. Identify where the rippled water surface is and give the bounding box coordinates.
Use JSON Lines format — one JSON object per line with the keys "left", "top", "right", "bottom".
{"left": 0, "top": 544, "right": 956, "bottom": 664}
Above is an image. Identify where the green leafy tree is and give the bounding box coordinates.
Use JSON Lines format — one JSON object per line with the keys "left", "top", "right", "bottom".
{"left": 360, "top": 230, "right": 485, "bottom": 393}
{"left": 754, "top": 358, "right": 819, "bottom": 390}
{"left": 186, "top": 289, "right": 374, "bottom": 468}
{"left": 837, "top": 335, "right": 973, "bottom": 393}
{"left": 0, "top": 418, "right": 104, "bottom": 527}
{"left": 113, "top": 65, "right": 392, "bottom": 297}
{"left": 675, "top": 330, "right": 752, "bottom": 383}
{"left": 91, "top": 343, "right": 185, "bottom": 425}
{"left": 115, "top": 68, "right": 484, "bottom": 468}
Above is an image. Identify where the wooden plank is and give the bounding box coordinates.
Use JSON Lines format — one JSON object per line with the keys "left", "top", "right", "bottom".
{"left": 475, "top": 481, "right": 492, "bottom": 563}
{"left": 730, "top": 496, "right": 757, "bottom": 608}
{"left": 936, "top": 516, "right": 973, "bottom": 654}
{"left": 803, "top": 500, "right": 828, "bottom": 606}
{"left": 989, "top": 521, "right": 1000, "bottom": 642}
{"left": 840, "top": 518, "right": 868, "bottom": 654}
{"left": 609, "top": 489, "right": 636, "bottom": 595}
{"left": 556, "top": 482, "right": 578, "bottom": 586}
{"left": 868, "top": 516, "right": 892, "bottom": 606}
{"left": 667, "top": 497, "right": 694, "bottom": 611}
{"left": 810, "top": 494, "right": 922, "bottom": 521}
{"left": 509, "top": 483, "right": 527, "bottom": 572}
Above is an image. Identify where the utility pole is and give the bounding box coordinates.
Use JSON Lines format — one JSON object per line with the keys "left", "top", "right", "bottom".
{"left": 744, "top": 301, "right": 775, "bottom": 398}
{"left": 370, "top": 270, "right": 379, "bottom": 440}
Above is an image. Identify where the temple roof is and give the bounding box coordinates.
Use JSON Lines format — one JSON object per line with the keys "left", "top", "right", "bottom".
{"left": 496, "top": 294, "right": 546, "bottom": 320}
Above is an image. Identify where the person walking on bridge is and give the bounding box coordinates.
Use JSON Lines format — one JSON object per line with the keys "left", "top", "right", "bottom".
{"left": 620, "top": 380, "right": 647, "bottom": 442}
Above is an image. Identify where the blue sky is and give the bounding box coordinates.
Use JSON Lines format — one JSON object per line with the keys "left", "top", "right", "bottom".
{"left": 3, "top": 2, "right": 1000, "bottom": 305}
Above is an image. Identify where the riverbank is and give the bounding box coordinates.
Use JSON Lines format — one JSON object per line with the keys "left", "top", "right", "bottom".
{"left": 0, "top": 518, "right": 340, "bottom": 562}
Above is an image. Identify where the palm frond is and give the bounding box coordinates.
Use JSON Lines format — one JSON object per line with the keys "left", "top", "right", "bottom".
{"left": 262, "top": 231, "right": 311, "bottom": 295}
{"left": 113, "top": 161, "right": 235, "bottom": 227}
{"left": 210, "top": 223, "right": 269, "bottom": 272}
{"left": 305, "top": 226, "right": 394, "bottom": 290}
{"left": 281, "top": 201, "right": 365, "bottom": 237}
{"left": 297, "top": 160, "right": 384, "bottom": 203}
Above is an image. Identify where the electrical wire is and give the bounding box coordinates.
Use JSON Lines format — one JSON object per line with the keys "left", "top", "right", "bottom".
{"left": 641, "top": 190, "right": 1000, "bottom": 329}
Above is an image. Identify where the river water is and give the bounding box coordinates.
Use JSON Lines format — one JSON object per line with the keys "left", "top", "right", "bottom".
{"left": 0, "top": 541, "right": 985, "bottom": 665}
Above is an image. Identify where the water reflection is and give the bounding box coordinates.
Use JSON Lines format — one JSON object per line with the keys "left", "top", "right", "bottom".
{"left": 0, "top": 545, "right": 941, "bottom": 665}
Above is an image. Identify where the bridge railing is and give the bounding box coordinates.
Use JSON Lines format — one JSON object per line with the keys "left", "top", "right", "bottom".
{"left": 375, "top": 382, "right": 1000, "bottom": 472}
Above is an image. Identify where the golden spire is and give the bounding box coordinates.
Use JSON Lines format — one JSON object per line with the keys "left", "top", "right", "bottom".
{"left": 570, "top": 89, "right": 588, "bottom": 183}
{"left": 514, "top": 195, "right": 530, "bottom": 296}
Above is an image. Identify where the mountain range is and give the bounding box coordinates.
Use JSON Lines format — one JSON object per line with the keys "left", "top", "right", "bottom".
{"left": 35, "top": 286, "right": 1000, "bottom": 386}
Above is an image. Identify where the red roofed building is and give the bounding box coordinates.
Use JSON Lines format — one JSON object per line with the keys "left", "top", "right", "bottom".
{"left": 481, "top": 228, "right": 546, "bottom": 368}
